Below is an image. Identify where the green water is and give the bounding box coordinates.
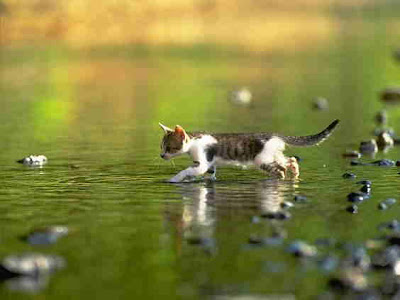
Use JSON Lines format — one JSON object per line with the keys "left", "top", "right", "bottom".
{"left": 1, "top": 6, "right": 400, "bottom": 300}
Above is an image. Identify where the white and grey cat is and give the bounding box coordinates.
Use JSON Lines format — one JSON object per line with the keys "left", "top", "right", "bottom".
{"left": 159, "top": 120, "right": 339, "bottom": 182}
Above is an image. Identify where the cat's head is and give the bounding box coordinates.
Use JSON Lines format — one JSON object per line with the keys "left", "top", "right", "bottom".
{"left": 159, "top": 123, "right": 191, "bottom": 160}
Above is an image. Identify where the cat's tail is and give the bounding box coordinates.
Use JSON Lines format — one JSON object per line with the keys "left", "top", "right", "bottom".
{"left": 279, "top": 119, "right": 339, "bottom": 147}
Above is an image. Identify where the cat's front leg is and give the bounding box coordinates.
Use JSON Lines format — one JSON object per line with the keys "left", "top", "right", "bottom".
{"left": 168, "top": 163, "right": 209, "bottom": 183}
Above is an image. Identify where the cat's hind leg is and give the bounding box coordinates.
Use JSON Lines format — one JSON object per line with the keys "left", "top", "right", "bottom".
{"left": 286, "top": 157, "right": 299, "bottom": 179}
{"left": 258, "top": 162, "right": 286, "bottom": 179}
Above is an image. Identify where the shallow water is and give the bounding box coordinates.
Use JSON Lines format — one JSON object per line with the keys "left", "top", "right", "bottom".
{"left": 1, "top": 5, "right": 400, "bottom": 299}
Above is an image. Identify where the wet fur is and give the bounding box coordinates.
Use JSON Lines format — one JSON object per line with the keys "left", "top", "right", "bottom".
{"left": 159, "top": 120, "right": 339, "bottom": 183}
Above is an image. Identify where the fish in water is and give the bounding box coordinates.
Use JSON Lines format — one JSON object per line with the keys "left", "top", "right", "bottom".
{"left": 159, "top": 120, "right": 339, "bottom": 182}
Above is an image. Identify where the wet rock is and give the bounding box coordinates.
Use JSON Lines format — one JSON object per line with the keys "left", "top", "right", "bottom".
{"left": 247, "top": 235, "right": 283, "bottom": 246}
{"left": 280, "top": 201, "right": 294, "bottom": 209}
{"left": 346, "top": 204, "right": 359, "bottom": 214}
{"left": 375, "top": 110, "right": 388, "bottom": 125}
{"left": 328, "top": 267, "right": 368, "bottom": 292}
{"left": 342, "top": 150, "right": 361, "bottom": 159}
{"left": 346, "top": 246, "right": 371, "bottom": 271}
{"left": 23, "top": 226, "right": 69, "bottom": 245}
{"left": 229, "top": 87, "right": 252, "bottom": 105}
{"left": 360, "top": 185, "right": 371, "bottom": 194}
{"left": 312, "top": 97, "right": 329, "bottom": 110}
{"left": 16, "top": 155, "right": 48, "bottom": 167}
{"left": 373, "top": 127, "right": 395, "bottom": 137}
{"left": 1, "top": 253, "right": 65, "bottom": 277}
{"left": 261, "top": 211, "right": 291, "bottom": 220}
{"left": 318, "top": 255, "right": 339, "bottom": 273}
{"left": 343, "top": 172, "right": 356, "bottom": 179}
{"left": 356, "top": 180, "right": 372, "bottom": 186}
{"left": 347, "top": 192, "right": 367, "bottom": 203}
{"left": 381, "top": 87, "right": 400, "bottom": 103}
{"left": 351, "top": 160, "right": 364, "bottom": 166}
{"left": 371, "top": 245, "right": 400, "bottom": 269}
{"left": 251, "top": 216, "right": 260, "bottom": 224}
{"left": 294, "top": 195, "right": 308, "bottom": 203}
{"left": 376, "top": 131, "right": 394, "bottom": 150}
{"left": 359, "top": 140, "right": 378, "bottom": 154}
{"left": 370, "top": 159, "right": 395, "bottom": 166}
{"left": 287, "top": 240, "right": 317, "bottom": 257}
{"left": 378, "top": 198, "right": 396, "bottom": 210}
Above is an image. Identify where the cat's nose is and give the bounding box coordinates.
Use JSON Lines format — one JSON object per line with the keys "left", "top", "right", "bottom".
{"left": 160, "top": 154, "right": 165, "bottom": 159}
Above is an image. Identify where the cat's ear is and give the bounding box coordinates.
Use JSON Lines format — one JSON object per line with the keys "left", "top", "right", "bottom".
{"left": 159, "top": 123, "right": 173, "bottom": 133}
{"left": 174, "top": 125, "right": 187, "bottom": 141}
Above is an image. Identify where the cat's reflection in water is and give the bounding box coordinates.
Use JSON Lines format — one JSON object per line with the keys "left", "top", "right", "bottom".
{"left": 164, "top": 180, "right": 297, "bottom": 254}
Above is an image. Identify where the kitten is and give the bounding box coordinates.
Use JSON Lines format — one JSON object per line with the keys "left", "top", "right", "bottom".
{"left": 159, "top": 120, "right": 339, "bottom": 183}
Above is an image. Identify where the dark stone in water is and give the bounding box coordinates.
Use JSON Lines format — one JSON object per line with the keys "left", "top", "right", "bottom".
{"left": 351, "top": 160, "right": 364, "bottom": 166}
{"left": 360, "top": 185, "right": 371, "bottom": 194}
{"left": 294, "top": 195, "right": 308, "bottom": 203}
{"left": 287, "top": 241, "right": 317, "bottom": 257}
{"left": 343, "top": 172, "right": 356, "bottom": 179}
{"left": 381, "top": 87, "right": 400, "bottom": 103}
{"left": 261, "top": 211, "right": 291, "bottom": 220}
{"left": 375, "top": 110, "right": 388, "bottom": 125}
{"left": 397, "top": 161, "right": 400, "bottom": 167}
{"left": 378, "top": 198, "right": 396, "bottom": 210}
{"left": 1, "top": 253, "right": 65, "bottom": 277}
{"left": 318, "top": 255, "right": 338, "bottom": 273}
{"left": 347, "top": 192, "right": 367, "bottom": 203}
{"left": 247, "top": 236, "right": 283, "bottom": 246}
{"left": 342, "top": 150, "right": 361, "bottom": 158}
{"left": 356, "top": 180, "right": 372, "bottom": 186}
{"left": 359, "top": 140, "right": 378, "bottom": 154}
{"left": 312, "top": 97, "right": 329, "bottom": 110}
{"left": 346, "top": 204, "right": 359, "bottom": 214}
{"left": 24, "top": 226, "right": 69, "bottom": 245}
{"left": 371, "top": 245, "right": 400, "bottom": 269}
{"left": 371, "top": 159, "right": 395, "bottom": 167}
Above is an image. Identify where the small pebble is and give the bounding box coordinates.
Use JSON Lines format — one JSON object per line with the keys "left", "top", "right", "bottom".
{"left": 328, "top": 267, "right": 368, "bottom": 292}
{"left": 375, "top": 110, "right": 388, "bottom": 125}
{"left": 229, "top": 87, "right": 252, "bottom": 105}
{"left": 287, "top": 241, "right": 317, "bottom": 257}
{"left": 1, "top": 253, "right": 65, "bottom": 276}
{"left": 347, "top": 192, "right": 366, "bottom": 203}
{"left": 24, "top": 226, "right": 69, "bottom": 245}
{"left": 378, "top": 198, "right": 396, "bottom": 210}
{"left": 360, "top": 185, "right": 371, "bottom": 194}
{"left": 261, "top": 211, "right": 291, "bottom": 220}
{"left": 342, "top": 172, "right": 356, "bottom": 179}
{"left": 294, "top": 195, "right": 308, "bottom": 203}
{"left": 371, "top": 159, "right": 395, "bottom": 166}
{"left": 342, "top": 150, "right": 361, "bottom": 159}
{"left": 318, "top": 255, "right": 339, "bottom": 273}
{"left": 312, "top": 97, "right": 329, "bottom": 110}
{"left": 251, "top": 216, "right": 260, "bottom": 224}
{"left": 356, "top": 180, "right": 372, "bottom": 186}
{"left": 371, "top": 245, "right": 400, "bottom": 269}
{"left": 359, "top": 140, "right": 378, "bottom": 154}
{"left": 16, "top": 155, "right": 48, "bottom": 167}
{"left": 381, "top": 87, "right": 400, "bottom": 103}
{"left": 373, "top": 127, "right": 395, "bottom": 137}
{"left": 376, "top": 131, "right": 394, "bottom": 149}
{"left": 346, "top": 204, "right": 359, "bottom": 214}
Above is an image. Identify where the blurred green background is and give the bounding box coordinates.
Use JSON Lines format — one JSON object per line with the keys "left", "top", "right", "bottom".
{"left": 1, "top": 0, "right": 400, "bottom": 299}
